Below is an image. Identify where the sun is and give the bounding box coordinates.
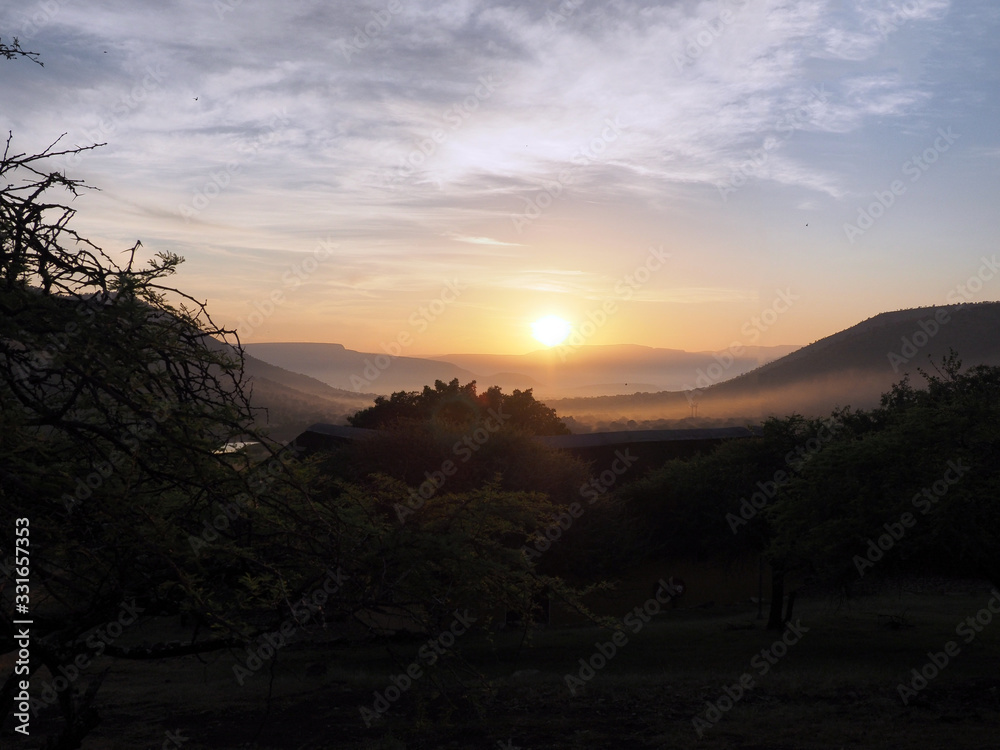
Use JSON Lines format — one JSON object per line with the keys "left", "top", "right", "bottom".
{"left": 531, "top": 315, "right": 572, "bottom": 347}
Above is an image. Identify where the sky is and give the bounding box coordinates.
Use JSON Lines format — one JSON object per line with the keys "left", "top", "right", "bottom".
{"left": 2, "top": 0, "right": 999, "bottom": 356}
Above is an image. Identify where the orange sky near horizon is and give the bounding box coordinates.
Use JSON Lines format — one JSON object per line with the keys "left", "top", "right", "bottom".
{"left": 6, "top": 1, "right": 999, "bottom": 357}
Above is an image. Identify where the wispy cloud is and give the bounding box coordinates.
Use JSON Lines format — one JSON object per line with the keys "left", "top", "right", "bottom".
{"left": 5, "top": 0, "right": 996, "bottom": 353}
{"left": 446, "top": 233, "right": 523, "bottom": 246}
{"left": 13, "top": 0, "right": 958, "bottom": 225}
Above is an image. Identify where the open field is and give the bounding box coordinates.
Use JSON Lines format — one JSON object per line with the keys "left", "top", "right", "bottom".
{"left": 14, "top": 586, "right": 1000, "bottom": 749}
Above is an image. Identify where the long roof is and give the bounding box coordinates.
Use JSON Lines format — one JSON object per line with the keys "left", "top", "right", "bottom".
{"left": 536, "top": 426, "right": 760, "bottom": 450}
{"left": 296, "top": 423, "right": 758, "bottom": 449}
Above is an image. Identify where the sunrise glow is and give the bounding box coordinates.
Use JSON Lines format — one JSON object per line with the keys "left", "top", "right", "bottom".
{"left": 531, "top": 315, "right": 573, "bottom": 347}
{"left": 3, "top": 2, "right": 997, "bottom": 356}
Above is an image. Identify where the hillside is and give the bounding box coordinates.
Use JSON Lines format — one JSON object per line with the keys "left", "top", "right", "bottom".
{"left": 550, "top": 302, "right": 1000, "bottom": 425}
{"left": 239, "top": 349, "right": 376, "bottom": 441}
{"left": 245, "top": 342, "right": 799, "bottom": 398}
{"left": 243, "top": 342, "right": 483, "bottom": 394}
{"left": 239, "top": 302, "right": 1000, "bottom": 435}
{"left": 429, "top": 343, "right": 800, "bottom": 397}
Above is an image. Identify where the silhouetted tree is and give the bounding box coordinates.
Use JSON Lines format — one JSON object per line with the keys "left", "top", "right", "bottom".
{"left": 348, "top": 377, "right": 571, "bottom": 435}
{"left": 0, "top": 36, "right": 42, "bottom": 65}
{"left": 769, "top": 354, "right": 1000, "bottom": 591}
{"left": 0, "top": 122, "right": 309, "bottom": 745}
{"left": 0, "top": 51, "right": 594, "bottom": 746}
{"left": 616, "top": 414, "right": 835, "bottom": 627}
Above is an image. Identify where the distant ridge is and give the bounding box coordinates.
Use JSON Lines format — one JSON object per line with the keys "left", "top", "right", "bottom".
{"left": 431, "top": 343, "right": 799, "bottom": 395}
{"left": 244, "top": 342, "right": 480, "bottom": 394}
{"left": 240, "top": 302, "right": 1000, "bottom": 435}
{"left": 711, "top": 302, "right": 1000, "bottom": 394}
{"left": 238, "top": 349, "right": 375, "bottom": 441}
{"left": 241, "top": 349, "right": 367, "bottom": 400}
{"left": 549, "top": 301, "right": 1000, "bottom": 424}
{"left": 244, "top": 342, "right": 799, "bottom": 398}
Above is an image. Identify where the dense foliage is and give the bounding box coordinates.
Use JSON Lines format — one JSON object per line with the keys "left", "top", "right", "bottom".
{"left": 616, "top": 353, "right": 1000, "bottom": 626}
{"left": 771, "top": 356, "right": 1000, "bottom": 588}
{"left": 348, "top": 377, "right": 571, "bottom": 436}
{"left": 0, "top": 51, "right": 590, "bottom": 748}
{"left": 5, "top": 32, "right": 1000, "bottom": 747}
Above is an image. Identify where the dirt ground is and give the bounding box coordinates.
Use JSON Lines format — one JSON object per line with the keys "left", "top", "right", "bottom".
{"left": 6, "top": 589, "right": 1000, "bottom": 749}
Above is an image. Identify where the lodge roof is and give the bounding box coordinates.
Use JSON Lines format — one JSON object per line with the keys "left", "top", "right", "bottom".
{"left": 293, "top": 423, "right": 759, "bottom": 452}
{"left": 536, "top": 426, "right": 759, "bottom": 450}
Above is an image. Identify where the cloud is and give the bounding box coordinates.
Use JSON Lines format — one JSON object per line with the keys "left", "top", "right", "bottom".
{"left": 446, "top": 233, "right": 523, "bottom": 246}
{"left": 8, "top": 0, "right": 958, "bottom": 227}
{"left": 5, "top": 0, "right": 991, "bottom": 356}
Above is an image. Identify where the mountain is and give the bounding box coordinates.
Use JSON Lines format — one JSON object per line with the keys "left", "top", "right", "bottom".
{"left": 241, "top": 349, "right": 370, "bottom": 400}
{"left": 237, "top": 302, "right": 1000, "bottom": 436}
{"left": 238, "top": 349, "right": 376, "bottom": 441}
{"left": 243, "top": 342, "right": 482, "bottom": 395}
{"left": 549, "top": 302, "right": 1000, "bottom": 426}
{"left": 430, "top": 344, "right": 801, "bottom": 397}
{"left": 244, "top": 342, "right": 800, "bottom": 398}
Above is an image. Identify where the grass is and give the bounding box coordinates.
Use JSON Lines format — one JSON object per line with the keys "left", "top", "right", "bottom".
{"left": 12, "top": 587, "right": 1000, "bottom": 749}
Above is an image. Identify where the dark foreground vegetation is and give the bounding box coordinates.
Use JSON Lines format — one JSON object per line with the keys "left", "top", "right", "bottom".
{"left": 21, "top": 587, "right": 1000, "bottom": 749}
{"left": 2, "top": 38, "right": 999, "bottom": 749}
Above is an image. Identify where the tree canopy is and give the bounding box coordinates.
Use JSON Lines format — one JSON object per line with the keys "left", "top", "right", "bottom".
{"left": 615, "top": 352, "right": 1000, "bottom": 627}
{"left": 770, "top": 355, "right": 1000, "bottom": 589}
{"left": 0, "top": 124, "right": 308, "bottom": 745}
{"left": 0, "top": 36, "right": 42, "bottom": 65}
{"left": 347, "top": 377, "right": 571, "bottom": 436}
{"left": 0, "top": 57, "right": 588, "bottom": 747}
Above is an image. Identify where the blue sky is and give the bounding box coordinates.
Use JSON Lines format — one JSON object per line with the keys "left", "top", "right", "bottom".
{"left": 3, "top": 0, "right": 998, "bottom": 354}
